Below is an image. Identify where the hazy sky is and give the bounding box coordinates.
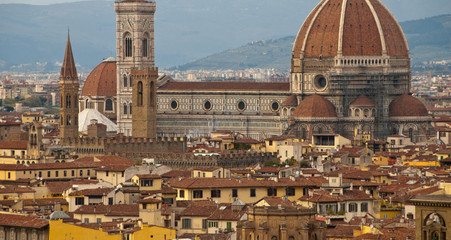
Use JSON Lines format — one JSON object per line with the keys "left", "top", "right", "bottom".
{"left": 0, "top": 0, "right": 103, "bottom": 4}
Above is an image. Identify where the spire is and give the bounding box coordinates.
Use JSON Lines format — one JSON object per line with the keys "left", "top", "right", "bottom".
{"left": 60, "top": 32, "right": 78, "bottom": 79}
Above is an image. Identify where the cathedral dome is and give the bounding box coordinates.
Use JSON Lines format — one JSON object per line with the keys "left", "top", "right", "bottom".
{"left": 350, "top": 95, "right": 376, "bottom": 106}
{"left": 389, "top": 94, "right": 429, "bottom": 117}
{"left": 293, "top": 94, "right": 337, "bottom": 118}
{"left": 81, "top": 59, "right": 117, "bottom": 97}
{"left": 292, "top": 0, "right": 409, "bottom": 60}
{"left": 281, "top": 95, "right": 298, "bottom": 106}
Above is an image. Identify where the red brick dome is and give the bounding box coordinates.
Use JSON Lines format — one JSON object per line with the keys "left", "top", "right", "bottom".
{"left": 350, "top": 95, "right": 376, "bottom": 106}
{"left": 389, "top": 94, "right": 429, "bottom": 117}
{"left": 292, "top": 0, "right": 409, "bottom": 59}
{"left": 293, "top": 94, "right": 337, "bottom": 118}
{"left": 81, "top": 59, "right": 117, "bottom": 97}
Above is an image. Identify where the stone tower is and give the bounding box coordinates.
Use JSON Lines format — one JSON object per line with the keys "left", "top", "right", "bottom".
{"left": 59, "top": 33, "right": 79, "bottom": 143}
{"left": 115, "top": 0, "right": 156, "bottom": 136}
{"left": 131, "top": 67, "right": 158, "bottom": 138}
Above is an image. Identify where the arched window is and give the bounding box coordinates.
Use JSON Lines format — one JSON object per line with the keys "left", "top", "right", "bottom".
{"left": 60, "top": 115, "right": 64, "bottom": 125}
{"left": 124, "top": 33, "right": 133, "bottom": 57}
{"left": 66, "top": 95, "right": 71, "bottom": 108}
{"left": 129, "top": 103, "right": 132, "bottom": 114}
{"left": 355, "top": 108, "right": 360, "bottom": 117}
{"left": 123, "top": 104, "right": 128, "bottom": 115}
{"left": 66, "top": 115, "right": 71, "bottom": 126}
{"left": 150, "top": 81, "right": 155, "bottom": 106}
{"left": 105, "top": 99, "right": 113, "bottom": 111}
{"left": 142, "top": 33, "right": 149, "bottom": 57}
{"left": 60, "top": 94, "right": 63, "bottom": 107}
{"left": 364, "top": 109, "right": 369, "bottom": 118}
{"left": 137, "top": 81, "right": 143, "bottom": 106}
{"left": 123, "top": 75, "right": 128, "bottom": 88}
{"left": 409, "top": 128, "right": 414, "bottom": 142}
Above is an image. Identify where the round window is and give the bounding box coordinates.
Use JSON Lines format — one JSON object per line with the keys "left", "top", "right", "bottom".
{"left": 314, "top": 75, "right": 328, "bottom": 90}
{"left": 203, "top": 100, "right": 212, "bottom": 111}
{"left": 237, "top": 101, "right": 246, "bottom": 111}
{"left": 170, "top": 100, "right": 179, "bottom": 110}
{"left": 271, "top": 102, "right": 279, "bottom": 112}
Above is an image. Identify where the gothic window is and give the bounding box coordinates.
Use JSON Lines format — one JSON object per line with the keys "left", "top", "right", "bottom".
{"left": 105, "top": 99, "right": 113, "bottom": 111}
{"left": 66, "top": 95, "right": 71, "bottom": 108}
{"left": 66, "top": 115, "right": 71, "bottom": 126}
{"left": 129, "top": 103, "right": 132, "bottom": 114}
{"left": 150, "top": 81, "right": 155, "bottom": 106}
{"left": 409, "top": 128, "right": 414, "bottom": 142}
{"left": 137, "top": 81, "right": 143, "bottom": 106}
{"left": 123, "top": 104, "right": 128, "bottom": 115}
{"left": 124, "top": 33, "right": 133, "bottom": 57}
{"left": 142, "top": 37, "right": 148, "bottom": 57}
{"left": 129, "top": 76, "right": 132, "bottom": 87}
{"left": 60, "top": 94, "right": 63, "bottom": 107}
{"left": 123, "top": 75, "right": 128, "bottom": 88}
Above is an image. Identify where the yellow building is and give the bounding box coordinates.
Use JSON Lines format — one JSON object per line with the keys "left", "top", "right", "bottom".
{"left": 131, "top": 174, "right": 162, "bottom": 191}
{"left": 192, "top": 166, "right": 230, "bottom": 178}
{"left": 169, "top": 177, "right": 312, "bottom": 204}
{"left": 49, "top": 219, "right": 175, "bottom": 240}
{"left": 21, "top": 111, "right": 43, "bottom": 124}
{"left": 0, "top": 140, "right": 28, "bottom": 163}
{"left": 403, "top": 154, "right": 440, "bottom": 167}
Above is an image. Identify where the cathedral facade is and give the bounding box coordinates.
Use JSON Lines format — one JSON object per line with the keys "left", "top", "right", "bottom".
{"left": 80, "top": 0, "right": 434, "bottom": 142}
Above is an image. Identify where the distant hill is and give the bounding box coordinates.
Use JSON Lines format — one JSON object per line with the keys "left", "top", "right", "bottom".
{"left": 175, "top": 14, "right": 451, "bottom": 71}
{"left": 0, "top": 0, "right": 450, "bottom": 72}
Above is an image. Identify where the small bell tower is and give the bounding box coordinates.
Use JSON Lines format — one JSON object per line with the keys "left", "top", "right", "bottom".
{"left": 59, "top": 32, "right": 80, "bottom": 143}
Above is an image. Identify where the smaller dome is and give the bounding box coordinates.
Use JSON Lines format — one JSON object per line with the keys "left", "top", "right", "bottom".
{"left": 350, "top": 95, "right": 376, "bottom": 107}
{"left": 293, "top": 94, "right": 337, "bottom": 118}
{"left": 389, "top": 94, "right": 429, "bottom": 117}
{"left": 281, "top": 95, "right": 298, "bottom": 106}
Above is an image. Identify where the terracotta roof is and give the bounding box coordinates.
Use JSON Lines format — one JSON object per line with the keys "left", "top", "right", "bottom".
{"left": 138, "top": 198, "right": 163, "bottom": 204}
{"left": 161, "top": 170, "right": 191, "bottom": 178}
{"left": 179, "top": 200, "right": 218, "bottom": 217}
{"left": 292, "top": 0, "right": 408, "bottom": 60}
{"left": 81, "top": 60, "right": 116, "bottom": 97}
{"left": 193, "top": 166, "right": 221, "bottom": 171}
{"left": 207, "top": 204, "right": 247, "bottom": 221}
{"left": 293, "top": 94, "right": 337, "bottom": 118}
{"left": 69, "top": 187, "right": 113, "bottom": 196}
{"left": 60, "top": 33, "right": 78, "bottom": 79}
{"left": 0, "top": 187, "right": 35, "bottom": 194}
{"left": 74, "top": 204, "right": 139, "bottom": 216}
{"left": 389, "top": 94, "right": 429, "bottom": 117}
{"left": 0, "top": 140, "right": 28, "bottom": 149}
{"left": 281, "top": 95, "right": 298, "bottom": 106}
{"left": 256, "top": 196, "right": 293, "bottom": 207}
{"left": 158, "top": 81, "right": 290, "bottom": 91}
{"left": 134, "top": 174, "right": 161, "bottom": 179}
{"left": 350, "top": 95, "right": 376, "bottom": 106}
{"left": 0, "top": 213, "right": 48, "bottom": 228}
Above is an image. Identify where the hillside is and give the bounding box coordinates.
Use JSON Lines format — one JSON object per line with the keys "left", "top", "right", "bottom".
{"left": 175, "top": 14, "right": 451, "bottom": 71}
{"left": 0, "top": 0, "right": 450, "bottom": 72}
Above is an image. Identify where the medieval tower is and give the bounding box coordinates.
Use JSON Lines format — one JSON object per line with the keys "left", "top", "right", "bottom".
{"left": 131, "top": 66, "right": 158, "bottom": 138}
{"left": 115, "top": 0, "right": 156, "bottom": 136}
{"left": 59, "top": 33, "right": 80, "bottom": 143}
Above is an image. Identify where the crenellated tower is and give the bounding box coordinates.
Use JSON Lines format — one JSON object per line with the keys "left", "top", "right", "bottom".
{"left": 59, "top": 33, "right": 80, "bottom": 143}
{"left": 131, "top": 66, "right": 158, "bottom": 138}
{"left": 115, "top": 0, "right": 156, "bottom": 136}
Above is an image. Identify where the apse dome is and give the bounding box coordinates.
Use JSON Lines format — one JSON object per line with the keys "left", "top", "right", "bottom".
{"left": 293, "top": 94, "right": 337, "bottom": 119}
{"left": 389, "top": 94, "right": 429, "bottom": 117}
{"left": 292, "top": 0, "right": 409, "bottom": 61}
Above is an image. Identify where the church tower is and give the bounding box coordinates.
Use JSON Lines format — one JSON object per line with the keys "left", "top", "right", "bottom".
{"left": 131, "top": 67, "right": 158, "bottom": 138}
{"left": 115, "top": 0, "right": 156, "bottom": 136}
{"left": 59, "top": 33, "right": 80, "bottom": 143}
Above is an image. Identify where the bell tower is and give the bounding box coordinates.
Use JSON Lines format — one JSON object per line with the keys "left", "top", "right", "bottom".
{"left": 59, "top": 33, "right": 80, "bottom": 143}
{"left": 131, "top": 67, "right": 158, "bottom": 138}
{"left": 115, "top": 0, "right": 156, "bottom": 136}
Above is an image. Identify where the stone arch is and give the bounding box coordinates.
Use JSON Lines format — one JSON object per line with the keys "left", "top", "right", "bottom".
{"left": 355, "top": 108, "right": 360, "bottom": 117}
